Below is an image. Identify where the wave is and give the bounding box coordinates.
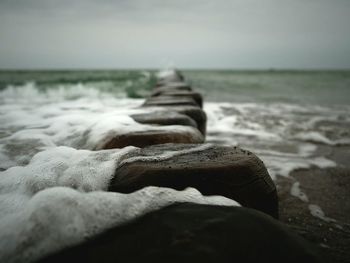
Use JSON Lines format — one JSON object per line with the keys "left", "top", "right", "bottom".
{"left": 0, "top": 70, "right": 156, "bottom": 100}
{"left": 0, "top": 81, "right": 130, "bottom": 101}
{"left": 204, "top": 102, "right": 349, "bottom": 178}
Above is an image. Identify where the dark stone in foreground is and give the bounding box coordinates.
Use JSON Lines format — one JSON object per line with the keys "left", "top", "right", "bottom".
{"left": 136, "top": 106, "right": 207, "bottom": 136}
{"left": 151, "top": 90, "right": 203, "bottom": 108}
{"left": 131, "top": 111, "right": 198, "bottom": 128}
{"left": 153, "top": 84, "right": 192, "bottom": 92}
{"left": 164, "top": 106, "right": 207, "bottom": 135}
{"left": 143, "top": 96, "right": 199, "bottom": 107}
{"left": 100, "top": 130, "right": 204, "bottom": 149}
{"left": 39, "top": 203, "right": 325, "bottom": 263}
{"left": 110, "top": 144, "right": 278, "bottom": 218}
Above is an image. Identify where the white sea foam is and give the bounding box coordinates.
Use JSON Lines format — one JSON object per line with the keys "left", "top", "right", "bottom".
{"left": 0, "top": 146, "right": 239, "bottom": 263}
{"left": 0, "top": 84, "right": 204, "bottom": 170}
{"left": 204, "top": 102, "right": 349, "bottom": 178}
{"left": 298, "top": 143, "right": 317, "bottom": 157}
{"left": 206, "top": 103, "right": 281, "bottom": 140}
{"left": 290, "top": 182, "right": 309, "bottom": 202}
{"left": 294, "top": 132, "right": 334, "bottom": 145}
{"left": 121, "top": 143, "right": 213, "bottom": 165}
{"left": 309, "top": 157, "right": 337, "bottom": 169}
{"left": 156, "top": 69, "right": 179, "bottom": 80}
{"left": 308, "top": 204, "right": 337, "bottom": 223}
{"left": 294, "top": 131, "right": 350, "bottom": 146}
{"left": 262, "top": 156, "right": 310, "bottom": 179}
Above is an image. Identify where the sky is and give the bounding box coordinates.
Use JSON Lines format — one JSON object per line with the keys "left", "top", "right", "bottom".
{"left": 0, "top": 0, "right": 350, "bottom": 69}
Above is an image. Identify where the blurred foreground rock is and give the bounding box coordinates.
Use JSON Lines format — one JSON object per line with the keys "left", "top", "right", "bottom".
{"left": 151, "top": 90, "right": 203, "bottom": 108}
{"left": 100, "top": 128, "right": 204, "bottom": 149}
{"left": 130, "top": 111, "right": 198, "bottom": 128}
{"left": 39, "top": 203, "right": 325, "bottom": 263}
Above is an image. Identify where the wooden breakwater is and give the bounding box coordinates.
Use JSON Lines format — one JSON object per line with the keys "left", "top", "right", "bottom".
{"left": 39, "top": 70, "right": 325, "bottom": 263}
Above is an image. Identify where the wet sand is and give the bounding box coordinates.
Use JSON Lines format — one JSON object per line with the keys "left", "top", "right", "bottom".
{"left": 277, "top": 146, "right": 350, "bottom": 262}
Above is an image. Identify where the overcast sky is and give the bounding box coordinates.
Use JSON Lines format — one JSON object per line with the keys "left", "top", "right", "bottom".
{"left": 0, "top": 0, "right": 350, "bottom": 69}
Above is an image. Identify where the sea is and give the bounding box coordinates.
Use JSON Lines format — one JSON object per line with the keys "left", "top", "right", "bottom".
{"left": 0, "top": 69, "right": 350, "bottom": 262}
{"left": 1, "top": 70, "right": 349, "bottom": 175}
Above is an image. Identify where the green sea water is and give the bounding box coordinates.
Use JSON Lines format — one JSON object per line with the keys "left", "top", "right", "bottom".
{"left": 1, "top": 70, "right": 349, "bottom": 105}
{"left": 184, "top": 70, "right": 350, "bottom": 105}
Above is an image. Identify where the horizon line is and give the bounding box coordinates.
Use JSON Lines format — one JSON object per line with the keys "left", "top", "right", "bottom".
{"left": 1, "top": 67, "right": 350, "bottom": 72}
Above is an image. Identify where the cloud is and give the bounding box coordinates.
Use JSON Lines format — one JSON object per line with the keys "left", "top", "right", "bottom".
{"left": 0, "top": 0, "right": 349, "bottom": 68}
